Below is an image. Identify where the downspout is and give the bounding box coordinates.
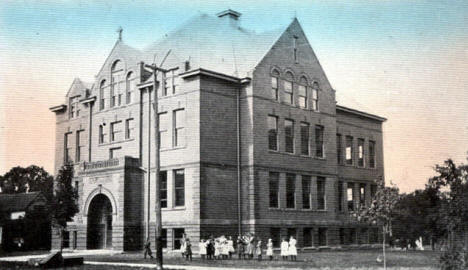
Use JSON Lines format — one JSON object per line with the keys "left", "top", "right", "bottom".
{"left": 147, "top": 86, "right": 151, "bottom": 241}
{"left": 237, "top": 84, "right": 242, "bottom": 236}
{"left": 88, "top": 102, "right": 93, "bottom": 162}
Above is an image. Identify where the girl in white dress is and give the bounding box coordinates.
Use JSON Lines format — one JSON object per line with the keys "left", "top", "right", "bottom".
{"left": 266, "top": 238, "right": 274, "bottom": 261}
{"left": 280, "top": 238, "right": 289, "bottom": 261}
{"left": 288, "top": 236, "right": 297, "bottom": 261}
{"left": 199, "top": 239, "right": 207, "bottom": 259}
{"left": 227, "top": 236, "right": 235, "bottom": 259}
{"left": 256, "top": 240, "right": 263, "bottom": 261}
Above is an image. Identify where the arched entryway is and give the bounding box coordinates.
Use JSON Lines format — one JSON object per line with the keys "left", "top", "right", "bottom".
{"left": 87, "top": 194, "right": 113, "bottom": 249}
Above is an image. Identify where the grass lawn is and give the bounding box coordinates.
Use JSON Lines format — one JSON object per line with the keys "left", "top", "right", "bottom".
{"left": 85, "top": 249, "right": 440, "bottom": 269}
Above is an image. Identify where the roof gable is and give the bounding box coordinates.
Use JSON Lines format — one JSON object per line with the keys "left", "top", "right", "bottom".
{"left": 0, "top": 192, "right": 46, "bottom": 213}
{"left": 96, "top": 39, "right": 143, "bottom": 80}
{"left": 66, "top": 78, "right": 92, "bottom": 98}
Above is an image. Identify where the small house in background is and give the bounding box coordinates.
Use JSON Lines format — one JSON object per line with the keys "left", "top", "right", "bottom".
{"left": 0, "top": 192, "right": 51, "bottom": 252}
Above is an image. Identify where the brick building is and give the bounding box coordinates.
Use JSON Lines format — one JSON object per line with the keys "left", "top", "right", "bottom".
{"left": 50, "top": 10, "right": 386, "bottom": 251}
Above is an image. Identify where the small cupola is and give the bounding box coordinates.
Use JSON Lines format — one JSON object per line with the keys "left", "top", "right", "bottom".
{"left": 217, "top": 9, "right": 241, "bottom": 27}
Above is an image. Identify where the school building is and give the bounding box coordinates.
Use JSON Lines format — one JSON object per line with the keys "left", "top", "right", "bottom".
{"left": 50, "top": 10, "right": 386, "bottom": 251}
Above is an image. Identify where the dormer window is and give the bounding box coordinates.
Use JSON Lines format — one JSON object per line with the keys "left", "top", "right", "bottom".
{"left": 69, "top": 96, "right": 80, "bottom": 119}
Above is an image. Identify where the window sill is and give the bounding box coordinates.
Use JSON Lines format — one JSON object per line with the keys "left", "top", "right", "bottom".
{"left": 162, "top": 207, "right": 186, "bottom": 211}
{"left": 160, "top": 145, "right": 187, "bottom": 152}
{"left": 99, "top": 138, "right": 135, "bottom": 146}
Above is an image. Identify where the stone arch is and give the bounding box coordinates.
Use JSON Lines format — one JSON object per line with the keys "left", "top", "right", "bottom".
{"left": 83, "top": 186, "right": 118, "bottom": 217}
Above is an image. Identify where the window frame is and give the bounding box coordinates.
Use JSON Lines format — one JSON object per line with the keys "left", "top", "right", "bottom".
{"left": 311, "top": 82, "right": 319, "bottom": 111}
{"left": 268, "top": 115, "right": 279, "bottom": 151}
{"left": 284, "top": 119, "right": 295, "bottom": 154}
{"left": 336, "top": 134, "right": 343, "bottom": 165}
{"left": 269, "top": 172, "right": 280, "bottom": 208}
{"left": 369, "top": 140, "right": 376, "bottom": 168}
{"left": 300, "top": 122, "right": 310, "bottom": 156}
{"left": 173, "top": 109, "right": 185, "bottom": 147}
{"left": 302, "top": 175, "right": 312, "bottom": 209}
{"left": 345, "top": 136, "right": 354, "bottom": 165}
{"left": 174, "top": 169, "right": 185, "bottom": 207}
{"left": 271, "top": 71, "right": 279, "bottom": 101}
{"left": 158, "top": 112, "right": 169, "bottom": 149}
{"left": 317, "top": 176, "right": 326, "bottom": 210}
{"left": 284, "top": 72, "right": 294, "bottom": 105}
{"left": 315, "top": 125, "right": 324, "bottom": 158}
{"left": 125, "top": 118, "right": 134, "bottom": 140}
{"left": 358, "top": 138, "right": 365, "bottom": 167}
{"left": 286, "top": 173, "right": 296, "bottom": 209}
{"left": 160, "top": 171, "right": 168, "bottom": 209}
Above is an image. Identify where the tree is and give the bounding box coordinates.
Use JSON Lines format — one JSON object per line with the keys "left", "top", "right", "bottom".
{"left": 355, "top": 177, "right": 400, "bottom": 270}
{"left": 0, "top": 165, "right": 54, "bottom": 200}
{"left": 51, "top": 163, "right": 79, "bottom": 252}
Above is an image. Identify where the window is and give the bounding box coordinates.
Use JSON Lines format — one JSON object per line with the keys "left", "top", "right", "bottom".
{"left": 173, "top": 228, "right": 185, "bottom": 250}
{"left": 126, "top": 72, "right": 134, "bottom": 104}
{"left": 287, "top": 228, "right": 297, "bottom": 240}
{"left": 345, "top": 136, "right": 353, "bottom": 165}
{"left": 111, "top": 60, "right": 124, "bottom": 108}
{"left": 347, "top": 183, "right": 355, "bottom": 211}
{"left": 312, "top": 82, "right": 319, "bottom": 111}
{"left": 110, "top": 121, "right": 122, "bottom": 142}
{"left": 369, "top": 140, "right": 376, "bottom": 168}
{"left": 99, "top": 124, "right": 107, "bottom": 144}
{"left": 76, "top": 130, "right": 84, "bottom": 162}
{"left": 285, "top": 119, "right": 294, "bottom": 153}
{"left": 161, "top": 229, "right": 167, "bottom": 248}
{"left": 99, "top": 80, "right": 106, "bottom": 110}
{"left": 317, "top": 177, "right": 326, "bottom": 210}
{"left": 338, "top": 181, "right": 343, "bottom": 212}
{"left": 173, "top": 109, "right": 185, "bottom": 147}
{"left": 165, "top": 69, "right": 179, "bottom": 95}
{"left": 300, "top": 122, "right": 310, "bottom": 155}
{"left": 62, "top": 231, "right": 70, "bottom": 248}
{"left": 64, "top": 133, "right": 72, "bottom": 163}
{"left": 286, "top": 173, "right": 296, "bottom": 209}
{"left": 271, "top": 69, "right": 279, "bottom": 101}
{"left": 125, "top": 118, "right": 134, "bottom": 139}
{"left": 339, "top": 228, "right": 345, "bottom": 245}
{"left": 268, "top": 116, "right": 278, "bottom": 151}
{"left": 69, "top": 96, "right": 80, "bottom": 119}
{"left": 174, "top": 169, "right": 185, "bottom": 207}
{"left": 270, "top": 228, "right": 281, "bottom": 248}
{"left": 359, "top": 183, "right": 366, "bottom": 206}
{"left": 302, "top": 175, "right": 311, "bottom": 209}
{"left": 337, "top": 134, "right": 343, "bottom": 165}
{"left": 371, "top": 184, "right": 377, "bottom": 199}
{"left": 303, "top": 228, "right": 313, "bottom": 247}
{"left": 348, "top": 228, "right": 357, "bottom": 244}
{"left": 298, "top": 77, "right": 308, "bottom": 108}
{"left": 315, "top": 125, "right": 324, "bottom": 158}
{"left": 160, "top": 171, "right": 167, "bottom": 208}
{"left": 358, "top": 138, "right": 365, "bottom": 167}
{"left": 318, "top": 228, "right": 327, "bottom": 246}
{"left": 109, "top": 147, "right": 121, "bottom": 159}
{"left": 159, "top": 113, "right": 170, "bottom": 149}
{"left": 360, "top": 228, "right": 369, "bottom": 244}
{"left": 269, "top": 172, "right": 279, "bottom": 208}
{"left": 284, "top": 72, "right": 294, "bottom": 105}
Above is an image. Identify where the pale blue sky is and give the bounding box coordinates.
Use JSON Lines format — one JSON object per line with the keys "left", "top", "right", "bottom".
{"left": 1, "top": 0, "right": 467, "bottom": 192}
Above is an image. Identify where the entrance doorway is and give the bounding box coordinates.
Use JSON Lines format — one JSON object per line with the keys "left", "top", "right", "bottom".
{"left": 87, "top": 194, "right": 113, "bottom": 249}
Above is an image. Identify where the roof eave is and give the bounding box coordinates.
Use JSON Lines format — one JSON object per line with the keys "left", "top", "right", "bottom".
{"left": 49, "top": 104, "right": 67, "bottom": 112}
{"left": 336, "top": 105, "right": 387, "bottom": 122}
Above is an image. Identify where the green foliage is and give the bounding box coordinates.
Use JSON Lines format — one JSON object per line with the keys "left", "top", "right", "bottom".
{"left": 0, "top": 165, "right": 53, "bottom": 200}
{"left": 51, "top": 163, "right": 78, "bottom": 228}
{"left": 440, "top": 246, "right": 466, "bottom": 270}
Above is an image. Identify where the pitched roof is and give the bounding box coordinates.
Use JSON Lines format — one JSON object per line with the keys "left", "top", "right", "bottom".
{"left": 143, "top": 13, "right": 286, "bottom": 78}
{"left": 0, "top": 192, "right": 45, "bottom": 213}
{"left": 66, "top": 77, "right": 93, "bottom": 98}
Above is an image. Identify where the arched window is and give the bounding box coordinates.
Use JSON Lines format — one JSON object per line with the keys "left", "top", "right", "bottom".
{"left": 298, "top": 76, "right": 308, "bottom": 109}
{"left": 99, "top": 80, "right": 106, "bottom": 110}
{"left": 271, "top": 69, "right": 280, "bottom": 101}
{"left": 126, "top": 71, "right": 134, "bottom": 104}
{"left": 284, "top": 71, "right": 294, "bottom": 105}
{"left": 111, "top": 60, "right": 124, "bottom": 107}
{"left": 312, "top": 81, "right": 319, "bottom": 111}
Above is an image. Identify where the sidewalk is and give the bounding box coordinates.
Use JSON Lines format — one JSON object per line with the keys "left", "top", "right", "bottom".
{"left": 0, "top": 249, "right": 122, "bottom": 262}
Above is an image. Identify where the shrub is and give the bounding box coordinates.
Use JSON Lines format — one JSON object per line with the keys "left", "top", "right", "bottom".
{"left": 439, "top": 247, "right": 465, "bottom": 270}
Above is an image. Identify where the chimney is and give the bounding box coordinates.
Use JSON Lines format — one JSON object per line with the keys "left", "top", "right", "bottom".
{"left": 217, "top": 9, "right": 241, "bottom": 27}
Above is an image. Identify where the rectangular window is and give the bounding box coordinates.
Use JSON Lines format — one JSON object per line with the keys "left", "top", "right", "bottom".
{"left": 173, "top": 228, "right": 185, "bottom": 250}
{"left": 271, "top": 77, "right": 278, "bottom": 101}
{"left": 285, "top": 119, "right": 294, "bottom": 153}
{"left": 268, "top": 116, "right": 278, "bottom": 151}
{"left": 369, "top": 140, "right": 376, "bottom": 168}
{"left": 318, "top": 228, "right": 327, "bottom": 246}
{"left": 159, "top": 112, "right": 170, "bottom": 149}
{"left": 315, "top": 125, "right": 324, "bottom": 158}
{"left": 99, "top": 124, "right": 107, "bottom": 144}
{"left": 345, "top": 136, "right": 353, "bottom": 165}
{"left": 109, "top": 147, "right": 121, "bottom": 159}
{"left": 269, "top": 172, "right": 279, "bottom": 208}
{"left": 62, "top": 231, "right": 70, "bottom": 248}
{"left": 303, "top": 228, "right": 313, "bottom": 247}
{"left": 100, "top": 87, "right": 105, "bottom": 110}
{"left": 302, "top": 175, "right": 311, "bottom": 209}
{"left": 287, "top": 228, "right": 297, "bottom": 240}
{"left": 312, "top": 88, "right": 318, "bottom": 111}
{"left": 300, "top": 122, "right": 310, "bottom": 155}
{"left": 336, "top": 134, "right": 343, "bottom": 165}
{"left": 358, "top": 138, "right": 365, "bottom": 167}
{"left": 125, "top": 118, "right": 134, "bottom": 139}
{"left": 174, "top": 169, "right": 185, "bottom": 207}
{"left": 286, "top": 173, "right": 296, "bottom": 209}
{"left": 359, "top": 183, "right": 366, "bottom": 206}
{"left": 347, "top": 183, "right": 354, "bottom": 211}
{"left": 338, "top": 181, "right": 343, "bottom": 212}
{"left": 110, "top": 87, "right": 116, "bottom": 108}
{"left": 173, "top": 109, "right": 185, "bottom": 147}
{"left": 317, "top": 177, "right": 326, "bottom": 210}
{"left": 126, "top": 74, "right": 134, "bottom": 104}
{"left": 76, "top": 130, "right": 84, "bottom": 162}
{"left": 160, "top": 171, "right": 167, "bottom": 209}
{"left": 110, "top": 121, "right": 122, "bottom": 142}
{"left": 270, "top": 228, "right": 281, "bottom": 248}
{"left": 284, "top": 81, "right": 293, "bottom": 105}
{"left": 64, "top": 133, "right": 72, "bottom": 163}
{"left": 69, "top": 96, "right": 80, "bottom": 119}
{"left": 161, "top": 229, "right": 167, "bottom": 248}
{"left": 298, "top": 85, "right": 307, "bottom": 108}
